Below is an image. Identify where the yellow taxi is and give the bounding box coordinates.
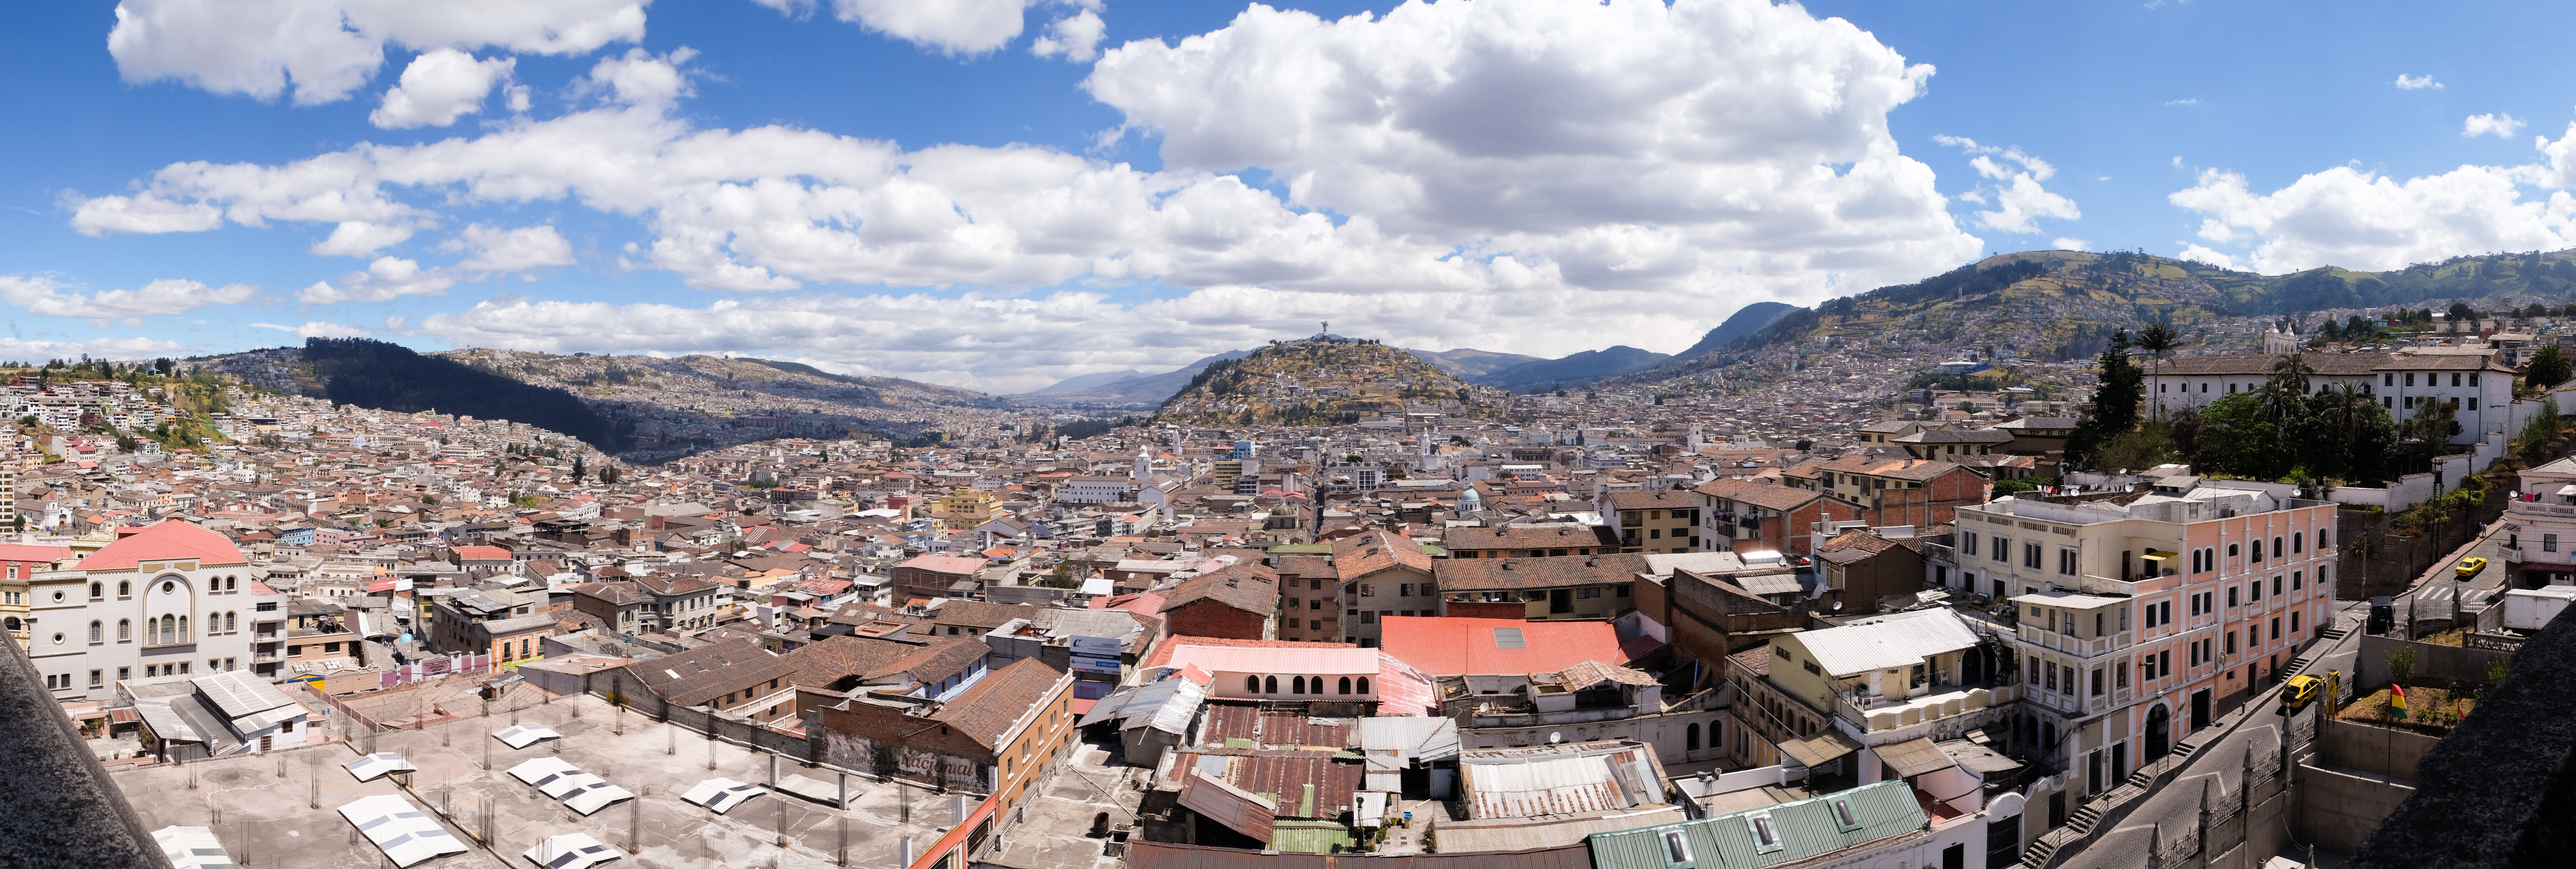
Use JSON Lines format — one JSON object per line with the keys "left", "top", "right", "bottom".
{"left": 2455, "top": 556, "right": 2488, "bottom": 580}
{"left": 2280, "top": 674, "right": 2324, "bottom": 710}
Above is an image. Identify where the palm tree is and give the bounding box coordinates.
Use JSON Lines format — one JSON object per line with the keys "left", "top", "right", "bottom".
{"left": 2138, "top": 322, "right": 2180, "bottom": 421}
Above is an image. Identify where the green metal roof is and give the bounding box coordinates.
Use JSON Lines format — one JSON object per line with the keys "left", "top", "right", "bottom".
{"left": 1586, "top": 780, "right": 1926, "bottom": 869}
{"left": 1268, "top": 823, "right": 1357, "bottom": 854}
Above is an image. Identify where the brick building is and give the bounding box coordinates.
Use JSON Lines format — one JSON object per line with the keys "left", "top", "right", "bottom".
{"left": 622, "top": 636, "right": 801, "bottom": 724}
{"left": 889, "top": 553, "right": 988, "bottom": 603}
{"left": 1785, "top": 455, "right": 1989, "bottom": 529}
{"left": 1156, "top": 563, "right": 1279, "bottom": 641}
{"left": 1692, "top": 478, "right": 1858, "bottom": 556}
{"left": 804, "top": 656, "right": 1079, "bottom": 812}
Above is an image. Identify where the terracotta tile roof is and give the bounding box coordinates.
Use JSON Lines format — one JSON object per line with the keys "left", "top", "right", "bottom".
{"left": 624, "top": 638, "right": 796, "bottom": 707}
{"left": 1432, "top": 552, "right": 1652, "bottom": 592}
{"left": 1729, "top": 646, "right": 1772, "bottom": 677}
{"left": 932, "top": 656, "right": 1066, "bottom": 750}
{"left": 570, "top": 581, "right": 646, "bottom": 606}
{"left": 880, "top": 637, "right": 989, "bottom": 683}
{"left": 1332, "top": 529, "right": 1432, "bottom": 581}
{"left": 923, "top": 599, "right": 1040, "bottom": 630}
{"left": 1819, "top": 530, "right": 1900, "bottom": 557}
{"left": 1442, "top": 524, "right": 1617, "bottom": 551}
{"left": 1693, "top": 478, "right": 1824, "bottom": 512}
{"left": 782, "top": 635, "right": 916, "bottom": 690}
{"left": 1813, "top": 453, "right": 1976, "bottom": 482}
{"left": 1604, "top": 489, "right": 1692, "bottom": 510}
{"left": 1159, "top": 563, "right": 1281, "bottom": 616}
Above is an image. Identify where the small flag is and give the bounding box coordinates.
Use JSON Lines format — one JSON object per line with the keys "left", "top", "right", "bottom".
{"left": 2389, "top": 684, "right": 2408, "bottom": 720}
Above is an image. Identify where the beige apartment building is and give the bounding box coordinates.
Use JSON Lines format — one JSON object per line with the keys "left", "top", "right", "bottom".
{"left": 1948, "top": 484, "right": 2337, "bottom": 798}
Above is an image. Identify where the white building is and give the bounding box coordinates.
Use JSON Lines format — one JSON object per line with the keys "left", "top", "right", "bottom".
{"left": 24, "top": 521, "right": 282, "bottom": 701}
{"left": 2143, "top": 351, "right": 2517, "bottom": 446}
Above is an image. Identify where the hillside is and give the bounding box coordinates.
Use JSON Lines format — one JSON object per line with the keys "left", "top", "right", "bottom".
{"left": 226, "top": 338, "right": 636, "bottom": 451}
{"left": 211, "top": 343, "right": 1028, "bottom": 461}
{"left": 1012, "top": 349, "right": 1254, "bottom": 409}
{"left": 1153, "top": 337, "right": 1510, "bottom": 426}
{"left": 1616, "top": 247, "right": 2576, "bottom": 398}
{"left": 1670, "top": 301, "right": 1796, "bottom": 361}
{"left": 1472, "top": 345, "right": 1671, "bottom": 392}
{"left": 1407, "top": 347, "right": 1544, "bottom": 379}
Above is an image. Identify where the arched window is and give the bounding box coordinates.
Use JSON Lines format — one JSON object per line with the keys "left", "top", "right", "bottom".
{"left": 0, "top": 617, "right": 12, "bottom": 632}
{"left": 89, "top": 620, "right": 101, "bottom": 643}
{"left": 225, "top": 576, "right": 237, "bottom": 592}
{"left": 2318, "top": 528, "right": 2331, "bottom": 547}
{"left": 1247, "top": 675, "right": 1261, "bottom": 694}
{"left": 117, "top": 619, "right": 129, "bottom": 641}
{"left": 1292, "top": 676, "right": 1307, "bottom": 694}
{"left": 89, "top": 582, "right": 101, "bottom": 599}
{"left": 177, "top": 615, "right": 187, "bottom": 641}
{"left": 2292, "top": 532, "right": 2303, "bottom": 553}
{"left": 2226, "top": 544, "right": 2238, "bottom": 558}
{"left": 1355, "top": 677, "right": 1371, "bottom": 694}
{"left": 225, "top": 612, "right": 236, "bottom": 633}
{"left": 1264, "top": 675, "right": 1278, "bottom": 693}
{"left": 1686, "top": 723, "right": 1701, "bottom": 751}
{"left": 1338, "top": 677, "right": 1352, "bottom": 695}
{"left": 117, "top": 581, "right": 129, "bottom": 597}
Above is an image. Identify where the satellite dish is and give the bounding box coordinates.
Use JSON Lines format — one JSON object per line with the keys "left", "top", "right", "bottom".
{"left": 1832, "top": 601, "right": 1844, "bottom": 611}
{"left": 1549, "top": 732, "right": 1563, "bottom": 744}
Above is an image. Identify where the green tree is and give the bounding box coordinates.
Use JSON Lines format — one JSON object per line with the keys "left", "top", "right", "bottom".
{"left": 2196, "top": 393, "right": 2287, "bottom": 479}
{"left": 2064, "top": 332, "right": 2143, "bottom": 471}
{"left": 2401, "top": 397, "right": 2464, "bottom": 451}
{"left": 2136, "top": 322, "right": 2180, "bottom": 419}
{"left": 2518, "top": 398, "right": 2562, "bottom": 465}
{"left": 571, "top": 455, "right": 586, "bottom": 480}
{"left": 2528, "top": 344, "right": 2574, "bottom": 390}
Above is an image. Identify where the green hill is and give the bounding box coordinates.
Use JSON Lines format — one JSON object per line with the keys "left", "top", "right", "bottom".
{"left": 1154, "top": 337, "right": 1509, "bottom": 426}
{"left": 300, "top": 338, "right": 635, "bottom": 451}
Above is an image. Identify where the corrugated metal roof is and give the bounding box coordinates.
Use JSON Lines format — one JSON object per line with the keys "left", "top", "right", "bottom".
{"left": 1178, "top": 771, "right": 1277, "bottom": 842}
{"left": 1358, "top": 717, "right": 1460, "bottom": 764}
{"left": 193, "top": 670, "right": 294, "bottom": 718}
{"left": 1586, "top": 779, "right": 1927, "bottom": 869}
{"left": 1788, "top": 608, "right": 1978, "bottom": 678}
{"left": 1080, "top": 677, "right": 1205, "bottom": 735}
{"left": 1459, "top": 742, "right": 1667, "bottom": 820}
{"left": 1874, "top": 737, "right": 1957, "bottom": 779}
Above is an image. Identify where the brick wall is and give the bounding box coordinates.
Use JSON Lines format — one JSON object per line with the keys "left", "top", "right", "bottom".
{"left": 1160, "top": 600, "right": 1269, "bottom": 640}
{"left": 1443, "top": 600, "right": 1524, "bottom": 619}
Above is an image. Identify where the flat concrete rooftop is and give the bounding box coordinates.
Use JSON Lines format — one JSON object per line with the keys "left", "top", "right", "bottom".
{"left": 112, "top": 690, "right": 1132, "bottom": 869}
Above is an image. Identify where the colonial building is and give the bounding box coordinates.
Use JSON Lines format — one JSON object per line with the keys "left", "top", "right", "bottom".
{"left": 2143, "top": 350, "right": 2518, "bottom": 446}
{"left": 21, "top": 521, "right": 283, "bottom": 700}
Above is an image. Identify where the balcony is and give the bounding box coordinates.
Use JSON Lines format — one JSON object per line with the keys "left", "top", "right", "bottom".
{"left": 1833, "top": 681, "right": 2005, "bottom": 741}
{"left": 2507, "top": 500, "right": 2576, "bottom": 519}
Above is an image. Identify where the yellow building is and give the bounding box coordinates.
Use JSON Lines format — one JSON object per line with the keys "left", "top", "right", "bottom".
{"left": 932, "top": 489, "right": 999, "bottom": 531}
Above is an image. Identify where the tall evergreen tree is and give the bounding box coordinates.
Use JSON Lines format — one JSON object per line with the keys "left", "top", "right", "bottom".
{"left": 2065, "top": 332, "right": 2143, "bottom": 471}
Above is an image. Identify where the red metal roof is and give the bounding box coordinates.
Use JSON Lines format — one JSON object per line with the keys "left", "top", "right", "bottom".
{"left": 75, "top": 521, "right": 246, "bottom": 570}
{"left": 1376, "top": 617, "right": 1631, "bottom": 677}
{"left": 0, "top": 544, "right": 71, "bottom": 563}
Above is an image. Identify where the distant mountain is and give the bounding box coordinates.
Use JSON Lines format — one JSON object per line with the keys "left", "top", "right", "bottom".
{"left": 1032, "top": 370, "right": 1150, "bottom": 393}
{"left": 1471, "top": 345, "right": 1672, "bottom": 392}
{"left": 1153, "top": 337, "right": 1508, "bottom": 425}
{"left": 1671, "top": 301, "right": 1797, "bottom": 361}
{"left": 1406, "top": 347, "right": 1544, "bottom": 379}
{"left": 1011, "top": 349, "right": 1254, "bottom": 408}
{"left": 296, "top": 338, "right": 635, "bottom": 451}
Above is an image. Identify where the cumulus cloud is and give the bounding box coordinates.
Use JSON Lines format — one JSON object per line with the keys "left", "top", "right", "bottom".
{"left": 2168, "top": 165, "right": 2576, "bottom": 273}
{"left": 107, "top": 0, "right": 645, "bottom": 105}
{"left": 0, "top": 276, "right": 259, "bottom": 326}
{"left": 1031, "top": 9, "right": 1106, "bottom": 62}
{"left": 446, "top": 224, "right": 577, "bottom": 273}
{"left": 804, "top": 0, "right": 1037, "bottom": 55}
{"left": 251, "top": 320, "right": 373, "bottom": 338}
{"left": 1937, "top": 136, "right": 2079, "bottom": 234}
{"left": 2177, "top": 244, "right": 2235, "bottom": 270}
{"left": 299, "top": 256, "right": 459, "bottom": 304}
{"left": 2395, "top": 73, "right": 2442, "bottom": 91}
{"left": 78, "top": 1, "right": 1983, "bottom": 384}
{"left": 309, "top": 220, "right": 415, "bottom": 256}
{"left": 370, "top": 49, "right": 514, "bottom": 128}
{"left": 2053, "top": 238, "right": 2089, "bottom": 252}
{"left": 2464, "top": 112, "right": 2526, "bottom": 139}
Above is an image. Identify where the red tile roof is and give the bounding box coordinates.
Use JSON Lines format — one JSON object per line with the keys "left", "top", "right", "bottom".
{"left": 76, "top": 521, "right": 246, "bottom": 570}
{"left": 452, "top": 545, "right": 513, "bottom": 561}
{"left": 1376, "top": 617, "right": 1631, "bottom": 677}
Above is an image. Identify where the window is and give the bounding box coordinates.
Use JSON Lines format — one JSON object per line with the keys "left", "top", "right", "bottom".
{"left": 88, "top": 620, "right": 100, "bottom": 643}
{"left": 1247, "top": 676, "right": 1260, "bottom": 693}
{"left": 1747, "top": 814, "right": 1782, "bottom": 851}
{"left": 1399, "top": 583, "right": 1413, "bottom": 597}
{"left": 2226, "top": 631, "right": 2237, "bottom": 655}
{"left": 2549, "top": 534, "right": 2561, "bottom": 553}
{"left": 2406, "top": 373, "right": 2416, "bottom": 387}
{"left": 2228, "top": 588, "right": 2239, "bottom": 607}
{"left": 1686, "top": 723, "right": 1701, "bottom": 751}
{"left": 89, "top": 669, "right": 101, "bottom": 687}
{"left": 2058, "top": 548, "right": 2078, "bottom": 576}
{"left": 1829, "top": 798, "right": 1861, "bottom": 831}
{"left": 1360, "top": 611, "right": 1377, "bottom": 624}
{"left": 2293, "top": 571, "right": 2303, "bottom": 590}
{"left": 1357, "top": 677, "right": 1371, "bottom": 693}
{"left": 225, "top": 611, "right": 236, "bottom": 632}
{"left": 1992, "top": 537, "right": 2009, "bottom": 562}
{"left": 2117, "top": 661, "right": 2129, "bottom": 689}
{"left": 2271, "top": 617, "right": 2282, "bottom": 641}
{"left": 1962, "top": 532, "right": 1979, "bottom": 557}
{"left": 2291, "top": 612, "right": 2302, "bottom": 633}
{"left": 1577, "top": 586, "right": 1600, "bottom": 599}
{"left": 1618, "top": 584, "right": 1633, "bottom": 597}
{"left": 2273, "top": 537, "right": 2285, "bottom": 559}
{"left": 2273, "top": 576, "right": 2283, "bottom": 597}
{"left": 2024, "top": 542, "right": 2043, "bottom": 569}
{"left": 162, "top": 581, "right": 175, "bottom": 594}
{"left": 2292, "top": 532, "right": 2303, "bottom": 553}
{"left": 117, "top": 667, "right": 128, "bottom": 682}
{"left": 117, "top": 619, "right": 130, "bottom": 641}
{"left": 2228, "top": 542, "right": 2239, "bottom": 558}
{"left": 118, "top": 581, "right": 130, "bottom": 597}
{"left": 1338, "top": 677, "right": 1352, "bottom": 695}
{"left": 89, "top": 582, "right": 100, "bottom": 599}
{"left": 1263, "top": 675, "right": 1278, "bottom": 693}
{"left": 1665, "top": 830, "right": 1693, "bottom": 864}
{"left": 1308, "top": 599, "right": 1321, "bottom": 611}
{"left": 1308, "top": 619, "right": 1321, "bottom": 630}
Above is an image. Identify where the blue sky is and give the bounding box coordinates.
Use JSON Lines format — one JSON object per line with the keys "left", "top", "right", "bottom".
{"left": 8, "top": 0, "right": 2576, "bottom": 392}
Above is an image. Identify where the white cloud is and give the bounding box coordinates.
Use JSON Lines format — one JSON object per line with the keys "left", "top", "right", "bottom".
{"left": 65, "top": 194, "right": 222, "bottom": 236}
{"left": 251, "top": 320, "right": 373, "bottom": 338}
{"left": 2166, "top": 98, "right": 2200, "bottom": 106}
{"left": 1941, "top": 138, "right": 2078, "bottom": 234}
{"left": 309, "top": 220, "right": 415, "bottom": 257}
{"left": 2177, "top": 244, "right": 2235, "bottom": 270}
{"left": 106, "top": 0, "right": 646, "bottom": 105}
{"left": 2464, "top": 112, "right": 2526, "bottom": 139}
{"left": 817, "top": 0, "right": 1037, "bottom": 56}
{"left": 80, "top": 1, "right": 1984, "bottom": 386}
{"left": 2395, "top": 73, "right": 2442, "bottom": 91}
{"left": 1031, "top": 9, "right": 1106, "bottom": 62}
{"left": 369, "top": 49, "right": 514, "bottom": 128}
{"left": 446, "top": 224, "right": 576, "bottom": 273}
{"left": 0, "top": 276, "right": 259, "bottom": 326}
{"left": 2053, "top": 238, "right": 2089, "bottom": 252}
{"left": 2168, "top": 165, "right": 2576, "bottom": 273}
{"left": 298, "top": 256, "right": 458, "bottom": 304}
